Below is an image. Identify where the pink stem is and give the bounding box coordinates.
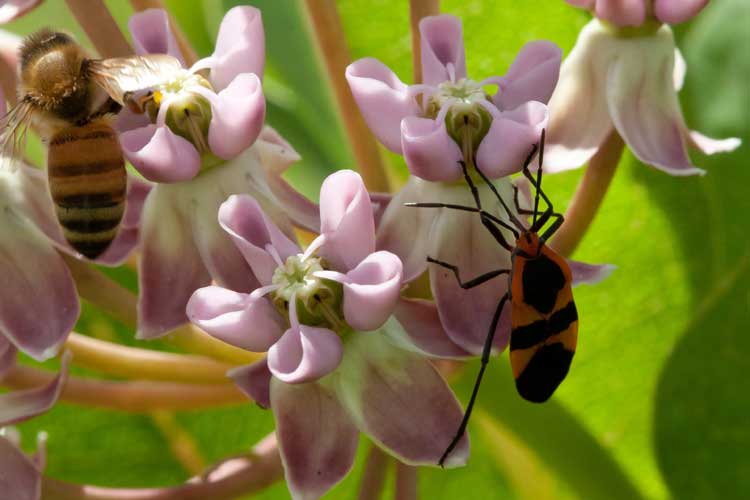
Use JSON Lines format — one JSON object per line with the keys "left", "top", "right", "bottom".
{"left": 409, "top": 0, "right": 440, "bottom": 84}
{"left": 357, "top": 446, "right": 390, "bottom": 500}
{"left": 394, "top": 461, "right": 418, "bottom": 500}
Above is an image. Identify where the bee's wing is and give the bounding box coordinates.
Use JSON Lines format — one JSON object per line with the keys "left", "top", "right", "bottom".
{"left": 88, "top": 54, "right": 183, "bottom": 105}
{"left": 0, "top": 99, "right": 34, "bottom": 169}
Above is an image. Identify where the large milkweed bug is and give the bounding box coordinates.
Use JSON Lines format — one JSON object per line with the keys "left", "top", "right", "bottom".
{"left": 406, "top": 130, "right": 577, "bottom": 466}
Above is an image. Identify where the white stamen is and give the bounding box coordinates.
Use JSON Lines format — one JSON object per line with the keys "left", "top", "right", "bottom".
{"left": 250, "top": 284, "right": 280, "bottom": 300}
{"left": 188, "top": 56, "right": 217, "bottom": 75}
{"left": 265, "top": 244, "right": 284, "bottom": 267}
{"left": 302, "top": 234, "right": 327, "bottom": 262}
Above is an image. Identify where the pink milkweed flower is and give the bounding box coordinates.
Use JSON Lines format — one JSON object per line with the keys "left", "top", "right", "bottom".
{"left": 0, "top": 0, "right": 41, "bottom": 24}
{"left": 187, "top": 171, "right": 469, "bottom": 499}
{"left": 545, "top": 0, "right": 740, "bottom": 175}
{"left": 122, "top": 8, "right": 318, "bottom": 338}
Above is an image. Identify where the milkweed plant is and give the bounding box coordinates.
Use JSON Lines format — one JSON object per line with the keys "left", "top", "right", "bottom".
{"left": 0, "top": 1, "right": 744, "bottom": 499}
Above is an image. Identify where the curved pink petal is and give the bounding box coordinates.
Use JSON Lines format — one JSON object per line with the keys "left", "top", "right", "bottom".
{"left": 401, "top": 116, "right": 463, "bottom": 182}
{"left": 688, "top": 130, "right": 741, "bottom": 155}
{"left": 476, "top": 102, "right": 548, "bottom": 178}
{"left": 267, "top": 325, "right": 343, "bottom": 384}
{"left": 206, "top": 73, "right": 265, "bottom": 160}
{"left": 228, "top": 358, "right": 272, "bottom": 409}
{"left": 419, "top": 15, "right": 467, "bottom": 86}
{"left": 336, "top": 335, "right": 469, "bottom": 467}
{"left": 595, "top": 0, "right": 646, "bottom": 27}
{"left": 0, "top": 0, "right": 40, "bottom": 24}
{"left": 341, "top": 251, "right": 403, "bottom": 332}
{"left": 0, "top": 351, "right": 70, "bottom": 425}
{"left": 606, "top": 44, "right": 704, "bottom": 175}
{"left": 0, "top": 211, "right": 78, "bottom": 361}
{"left": 128, "top": 8, "right": 184, "bottom": 63}
{"left": 567, "top": 260, "right": 616, "bottom": 285}
{"left": 271, "top": 379, "right": 359, "bottom": 500}
{"left": 0, "top": 436, "right": 41, "bottom": 500}
{"left": 256, "top": 126, "right": 300, "bottom": 174}
{"left": 544, "top": 21, "right": 613, "bottom": 172}
{"left": 318, "top": 170, "right": 375, "bottom": 272}
{"left": 137, "top": 187, "right": 210, "bottom": 339}
{"left": 493, "top": 40, "right": 562, "bottom": 111}
{"left": 428, "top": 181, "right": 514, "bottom": 354}
{"left": 218, "top": 194, "right": 300, "bottom": 285}
{"left": 210, "top": 6, "right": 265, "bottom": 91}
{"left": 391, "top": 298, "right": 471, "bottom": 358}
{"left": 654, "top": 0, "right": 708, "bottom": 24}
{"left": 121, "top": 125, "right": 200, "bottom": 183}
{"left": 0, "top": 336, "right": 16, "bottom": 378}
{"left": 187, "top": 286, "right": 284, "bottom": 352}
{"left": 346, "top": 58, "right": 418, "bottom": 153}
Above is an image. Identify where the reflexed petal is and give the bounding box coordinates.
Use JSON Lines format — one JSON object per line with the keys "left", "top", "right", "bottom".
{"left": 272, "top": 379, "right": 358, "bottom": 500}
{"left": 336, "top": 334, "right": 469, "bottom": 467}
{"left": 544, "top": 20, "right": 614, "bottom": 172}
{"left": 256, "top": 126, "right": 300, "bottom": 174}
{"left": 595, "top": 0, "right": 646, "bottom": 27}
{"left": 95, "top": 177, "right": 152, "bottom": 266}
{"left": 401, "top": 116, "right": 463, "bottom": 182}
{"left": 207, "top": 73, "right": 266, "bottom": 160}
{"left": 492, "top": 40, "right": 562, "bottom": 110}
{"left": 0, "top": 436, "right": 40, "bottom": 500}
{"left": 389, "top": 298, "right": 471, "bottom": 358}
{"left": 0, "top": 0, "right": 40, "bottom": 24}
{"left": 0, "top": 351, "right": 70, "bottom": 426}
{"left": 346, "top": 58, "right": 419, "bottom": 153}
{"left": 688, "top": 131, "right": 741, "bottom": 155}
{"left": 0, "top": 210, "right": 78, "bottom": 361}
{"left": 655, "top": 0, "right": 708, "bottom": 24}
{"left": 318, "top": 170, "right": 375, "bottom": 271}
{"left": 210, "top": 6, "right": 265, "bottom": 91}
{"left": 267, "top": 325, "right": 343, "bottom": 384}
{"left": 0, "top": 336, "right": 16, "bottom": 377}
{"left": 228, "top": 358, "right": 272, "bottom": 409}
{"left": 341, "top": 251, "right": 403, "bottom": 332}
{"left": 476, "top": 102, "right": 548, "bottom": 178}
{"left": 128, "top": 8, "right": 184, "bottom": 63}
{"left": 187, "top": 286, "right": 284, "bottom": 352}
{"left": 376, "top": 176, "right": 438, "bottom": 282}
{"left": 567, "top": 260, "right": 616, "bottom": 285}
{"left": 137, "top": 187, "right": 210, "bottom": 339}
{"left": 419, "top": 15, "right": 467, "bottom": 86}
{"left": 121, "top": 125, "right": 200, "bottom": 183}
{"left": 218, "top": 194, "right": 300, "bottom": 285}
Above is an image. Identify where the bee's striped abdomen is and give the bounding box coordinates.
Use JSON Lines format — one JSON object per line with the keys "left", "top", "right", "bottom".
{"left": 48, "top": 122, "right": 126, "bottom": 259}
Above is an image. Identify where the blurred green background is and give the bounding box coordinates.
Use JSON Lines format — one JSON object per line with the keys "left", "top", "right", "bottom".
{"left": 5, "top": 0, "right": 748, "bottom": 498}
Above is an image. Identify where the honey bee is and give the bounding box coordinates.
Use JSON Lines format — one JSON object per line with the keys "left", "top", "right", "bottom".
{"left": 1, "top": 29, "right": 181, "bottom": 258}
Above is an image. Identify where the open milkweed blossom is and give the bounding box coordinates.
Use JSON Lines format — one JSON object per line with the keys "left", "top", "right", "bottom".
{"left": 121, "top": 7, "right": 319, "bottom": 338}
{"left": 544, "top": 0, "right": 740, "bottom": 174}
{"left": 187, "top": 170, "right": 469, "bottom": 499}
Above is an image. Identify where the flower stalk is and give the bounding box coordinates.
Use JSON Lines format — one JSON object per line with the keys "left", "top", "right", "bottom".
{"left": 409, "top": 0, "right": 440, "bottom": 83}
{"left": 357, "top": 446, "right": 389, "bottom": 500}
{"left": 64, "top": 0, "right": 132, "bottom": 57}
{"left": 394, "top": 461, "right": 418, "bottom": 500}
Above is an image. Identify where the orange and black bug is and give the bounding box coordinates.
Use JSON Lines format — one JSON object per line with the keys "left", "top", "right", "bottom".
{"left": 406, "top": 130, "right": 576, "bottom": 465}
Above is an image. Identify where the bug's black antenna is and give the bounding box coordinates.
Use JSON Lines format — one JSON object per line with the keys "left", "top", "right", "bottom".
{"left": 532, "top": 129, "right": 545, "bottom": 228}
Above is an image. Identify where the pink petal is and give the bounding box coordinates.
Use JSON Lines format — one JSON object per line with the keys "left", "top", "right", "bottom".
{"left": 218, "top": 194, "right": 300, "bottom": 285}
{"left": 688, "top": 131, "right": 741, "bottom": 155}
{"left": 606, "top": 45, "right": 704, "bottom": 175}
{"left": 0, "top": 31, "right": 20, "bottom": 84}
{"left": 369, "top": 191, "right": 392, "bottom": 229}
{"left": 128, "top": 8, "right": 184, "bottom": 63}
{"left": 341, "top": 251, "right": 403, "bottom": 331}
{"left": 14, "top": 166, "right": 66, "bottom": 248}
{"left": 419, "top": 15, "right": 467, "bottom": 86}
{"left": 391, "top": 298, "right": 471, "bottom": 358}
{"left": 0, "top": 211, "right": 78, "bottom": 361}
{"left": 210, "top": 6, "right": 265, "bottom": 91}
{"left": 0, "top": 0, "right": 40, "bottom": 24}
{"left": 0, "top": 436, "right": 41, "bottom": 500}
{"left": 375, "top": 177, "right": 438, "bottom": 282}
{"left": 187, "top": 286, "right": 284, "bottom": 352}
{"left": 595, "top": 0, "right": 647, "bottom": 27}
{"left": 345, "top": 58, "right": 419, "bottom": 153}
{"left": 0, "top": 336, "right": 16, "bottom": 377}
{"left": 0, "top": 351, "right": 70, "bottom": 425}
{"left": 318, "top": 170, "right": 375, "bottom": 272}
{"left": 654, "top": 0, "right": 708, "bottom": 24}
{"left": 567, "top": 260, "right": 616, "bottom": 285}
{"left": 121, "top": 125, "right": 200, "bottom": 183}
{"left": 137, "top": 187, "right": 210, "bottom": 339}
{"left": 476, "top": 102, "right": 548, "bottom": 178}
{"left": 227, "top": 358, "right": 272, "bottom": 409}
{"left": 336, "top": 335, "right": 469, "bottom": 467}
{"left": 271, "top": 379, "right": 359, "bottom": 500}
{"left": 544, "top": 21, "right": 613, "bottom": 172}
{"left": 401, "top": 116, "right": 463, "bottom": 182}
{"left": 256, "top": 126, "right": 300, "bottom": 174}
{"left": 492, "top": 40, "right": 562, "bottom": 110}
{"left": 267, "top": 325, "right": 343, "bottom": 384}
{"left": 207, "top": 73, "right": 265, "bottom": 160}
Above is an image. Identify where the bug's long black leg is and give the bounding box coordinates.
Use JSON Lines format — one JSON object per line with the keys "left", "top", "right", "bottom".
{"left": 458, "top": 161, "right": 484, "bottom": 212}
{"left": 540, "top": 212, "right": 565, "bottom": 242}
{"left": 480, "top": 213, "right": 515, "bottom": 252}
{"left": 439, "top": 293, "right": 510, "bottom": 467}
{"left": 427, "top": 257, "right": 510, "bottom": 289}
{"left": 405, "top": 202, "right": 519, "bottom": 244}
